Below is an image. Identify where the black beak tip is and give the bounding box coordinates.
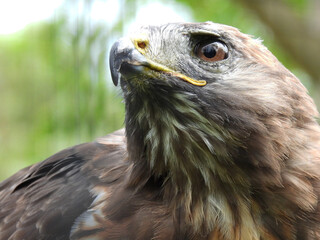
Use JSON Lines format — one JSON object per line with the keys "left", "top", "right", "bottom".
{"left": 109, "top": 42, "right": 120, "bottom": 86}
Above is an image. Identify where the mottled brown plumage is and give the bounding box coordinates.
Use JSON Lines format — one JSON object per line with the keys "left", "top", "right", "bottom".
{"left": 1, "top": 22, "right": 320, "bottom": 240}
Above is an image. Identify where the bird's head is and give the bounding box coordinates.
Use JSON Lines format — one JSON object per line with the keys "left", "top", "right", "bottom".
{"left": 110, "top": 22, "right": 304, "bottom": 99}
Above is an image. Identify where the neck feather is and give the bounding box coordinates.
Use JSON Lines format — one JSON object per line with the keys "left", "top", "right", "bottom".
{"left": 124, "top": 88, "right": 255, "bottom": 236}
{"left": 122, "top": 81, "right": 320, "bottom": 239}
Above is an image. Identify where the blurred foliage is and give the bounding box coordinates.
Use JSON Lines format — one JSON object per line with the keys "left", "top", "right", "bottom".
{"left": 0, "top": 12, "right": 125, "bottom": 180}
{"left": 0, "top": 0, "right": 318, "bottom": 180}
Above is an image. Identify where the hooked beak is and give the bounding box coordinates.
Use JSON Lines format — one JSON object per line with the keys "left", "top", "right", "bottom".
{"left": 109, "top": 38, "right": 148, "bottom": 86}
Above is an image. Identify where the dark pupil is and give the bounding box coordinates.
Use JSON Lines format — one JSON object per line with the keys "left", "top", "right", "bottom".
{"left": 202, "top": 44, "right": 216, "bottom": 58}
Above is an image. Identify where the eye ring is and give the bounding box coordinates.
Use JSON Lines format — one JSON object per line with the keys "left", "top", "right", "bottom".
{"left": 195, "top": 41, "right": 228, "bottom": 62}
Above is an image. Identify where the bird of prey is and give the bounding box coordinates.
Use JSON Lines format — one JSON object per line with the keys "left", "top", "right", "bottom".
{"left": 1, "top": 22, "right": 320, "bottom": 240}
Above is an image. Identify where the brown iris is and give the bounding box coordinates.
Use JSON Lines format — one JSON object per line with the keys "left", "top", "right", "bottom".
{"left": 196, "top": 41, "right": 228, "bottom": 62}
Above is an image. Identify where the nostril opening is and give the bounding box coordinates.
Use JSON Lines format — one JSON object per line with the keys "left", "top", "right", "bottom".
{"left": 132, "top": 36, "right": 149, "bottom": 54}
{"left": 137, "top": 41, "right": 147, "bottom": 49}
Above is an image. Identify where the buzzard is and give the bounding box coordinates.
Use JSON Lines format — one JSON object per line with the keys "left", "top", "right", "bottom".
{"left": 1, "top": 22, "right": 320, "bottom": 240}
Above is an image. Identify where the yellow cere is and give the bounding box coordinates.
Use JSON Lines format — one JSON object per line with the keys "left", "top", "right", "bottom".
{"left": 131, "top": 36, "right": 207, "bottom": 87}
{"left": 132, "top": 34, "right": 149, "bottom": 55}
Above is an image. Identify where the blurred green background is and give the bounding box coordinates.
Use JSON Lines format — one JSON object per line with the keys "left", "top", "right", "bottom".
{"left": 0, "top": 0, "right": 319, "bottom": 180}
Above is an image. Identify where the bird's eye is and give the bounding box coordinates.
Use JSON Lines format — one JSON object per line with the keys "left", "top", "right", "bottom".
{"left": 195, "top": 41, "right": 228, "bottom": 62}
